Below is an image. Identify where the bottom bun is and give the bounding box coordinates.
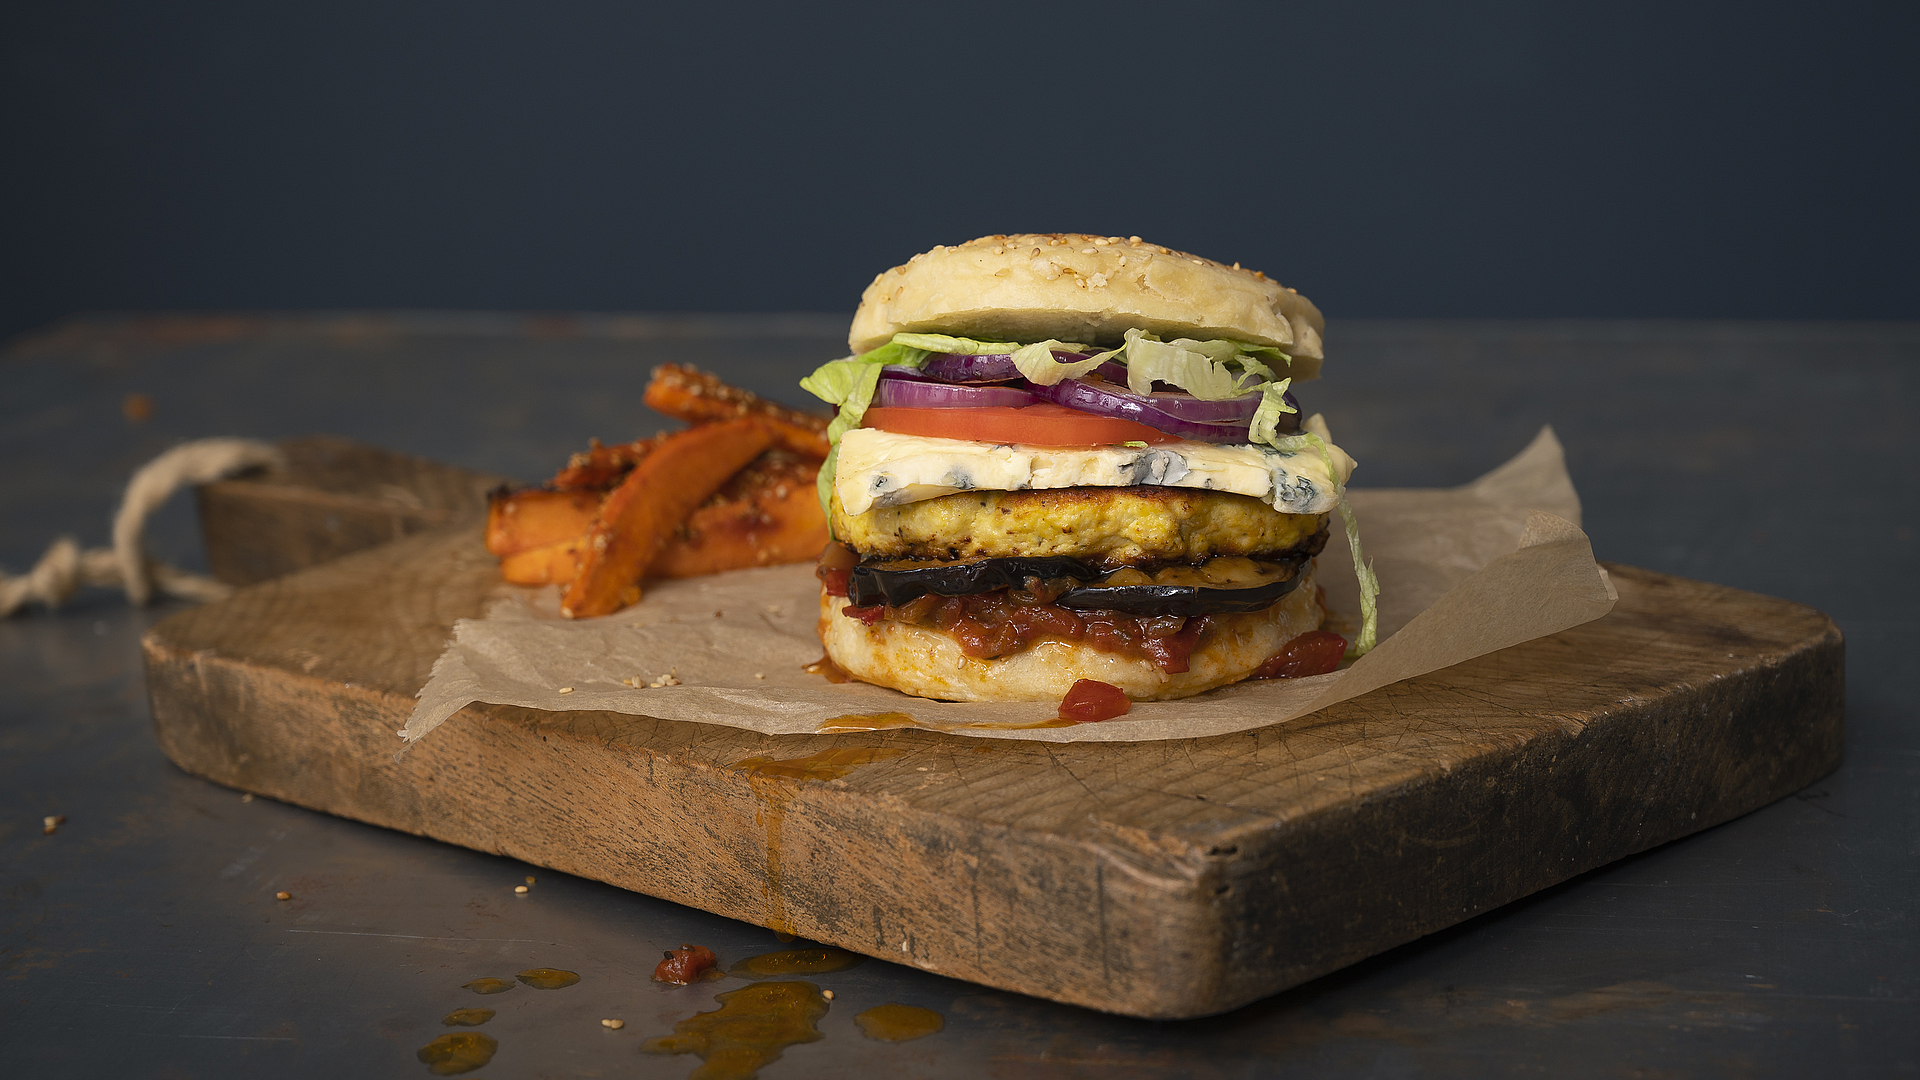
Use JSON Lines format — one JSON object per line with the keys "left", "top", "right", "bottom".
{"left": 818, "top": 563, "right": 1324, "bottom": 702}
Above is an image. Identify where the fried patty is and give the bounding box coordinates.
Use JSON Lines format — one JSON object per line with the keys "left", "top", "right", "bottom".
{"left": 833, "top": 486, "right": 1327, "bottom": 566}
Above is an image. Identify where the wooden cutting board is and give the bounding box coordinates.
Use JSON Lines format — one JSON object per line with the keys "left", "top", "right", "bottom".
{"left": 144, "top": 442, "right": 1844, "bottom": 1019}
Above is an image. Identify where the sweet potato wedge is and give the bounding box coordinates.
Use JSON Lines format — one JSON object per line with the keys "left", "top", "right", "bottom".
{"left": 549, "top": 432, "right": 673, "bottom": 491}
{"left": 485, "top": 488, "right": 603, "bottom": 556}
{"left": 498, "top": 537, "right": 586, "bottom": 586}
{"left": 561, "top": 418, "right": 775, "bottom": 618}
{"left": 654, "top": 452, "right": 827, "bottom": 578}
{"left": 644, "top": 364, "right": 831, "bottom": 460}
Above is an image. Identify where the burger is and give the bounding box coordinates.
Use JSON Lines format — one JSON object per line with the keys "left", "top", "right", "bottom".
{"left": 801, "top": 235, "right": 1375, "bottom": 711}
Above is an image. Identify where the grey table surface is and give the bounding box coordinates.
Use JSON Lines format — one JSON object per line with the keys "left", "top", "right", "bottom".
{"left": 1, "top": 314, "right": 1914, "bottom": 1078}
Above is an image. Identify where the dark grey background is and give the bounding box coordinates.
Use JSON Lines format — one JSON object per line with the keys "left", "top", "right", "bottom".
{"left": 4, "top": 0, "right": 1918, "bottom": 344}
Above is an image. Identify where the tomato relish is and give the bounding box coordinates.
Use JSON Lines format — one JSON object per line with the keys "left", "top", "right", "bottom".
{"left": 839, "top": 587, "right": 1210, "bottom": 672}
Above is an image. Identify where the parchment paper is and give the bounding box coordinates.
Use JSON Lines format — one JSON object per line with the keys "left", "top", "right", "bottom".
{"left": 401, "top": 427, "right": 1617, "bottom": 744}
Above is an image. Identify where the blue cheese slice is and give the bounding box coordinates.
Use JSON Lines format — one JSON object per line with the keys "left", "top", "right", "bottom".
{"left": 834, "top": 421, "right": 1356, "bottom": 517}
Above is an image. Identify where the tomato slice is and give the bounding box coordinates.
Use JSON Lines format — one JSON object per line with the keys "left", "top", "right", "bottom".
{"left": 862, "top": 404, "right": 1179, "bottom": 448}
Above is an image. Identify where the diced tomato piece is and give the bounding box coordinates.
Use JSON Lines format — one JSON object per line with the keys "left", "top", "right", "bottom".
{"left": 1058, "top": 679, "right": 1133, "bottom": 722}
{"left": 653, "top": 943, "right": 717, "bottom": 984}
{"left": 842, "top": 604, "right": 887, "bottom": 625}
{"left": 863, "top": 404, "right": 1180, "bottom": 448}
{"left": 816, "top": 542, "right": 858, "bottom": 598}
{"left": 1251, "top": 630, "right": 1348, "bottom": 679}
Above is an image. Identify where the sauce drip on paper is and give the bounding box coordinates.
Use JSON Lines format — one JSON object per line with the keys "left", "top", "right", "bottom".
{"left": 855, "top": 1002, "right": 944, "bottom": 1042}
{"left": 516, "top": 967, "right": 581, "bottom": 989}
{"left": 642, "top": 980, "right": 828, "bottom": 1080}
{"left": 814, "top": 712, "right": 1075, "bottom": 733}
{"left": 461, "top": 977, "right": 513, "bottom": 995}
{"left": 441, "top": 1008, "right": 494, "bottom": 1026}
{"left": 803, "top": 654, "right": 851, "bottom": 683}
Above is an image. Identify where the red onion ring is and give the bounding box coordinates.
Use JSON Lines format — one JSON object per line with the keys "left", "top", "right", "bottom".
{"left": 874, "top": 371, "right": 1040, "bottom": 409}
{"left": 920, "top": 351, "right": 1092, "bottom": 383}
{"left": 1028, "top": 377, "right": 1299, "bottom": 441}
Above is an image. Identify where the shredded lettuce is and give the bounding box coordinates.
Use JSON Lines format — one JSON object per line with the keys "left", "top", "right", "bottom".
{"left": 1012, "top": 340, "right": 1107, "bottom": 385}
{"left": 1246, "top": 379, "right": 1297, "bottom": 446}
{"left": 1117, "top": 329, "right": 1287, "bottom": 399}
{"left": 1264, "top": 425, "right": 1377, "bottom": 657}
{"left": 799, "top": 337, "right": 935, "bottom": 529}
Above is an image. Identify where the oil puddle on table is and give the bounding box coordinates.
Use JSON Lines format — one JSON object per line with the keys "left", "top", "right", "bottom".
{"left": 516, "top": 966, "right": 581, "bottom": 989}
{"left": 730, "top": 946, "right": 865, "bottom": 978}
{"left": 644, "top": 979, "right": 830, "bottom": 1080}
{"left": 416, "top": 1032, "right": 497, "bottom": 1075}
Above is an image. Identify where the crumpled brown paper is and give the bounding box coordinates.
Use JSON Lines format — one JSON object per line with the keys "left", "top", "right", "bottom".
{"left": 401, "top": 427, "right": 1616, "bottom": 744}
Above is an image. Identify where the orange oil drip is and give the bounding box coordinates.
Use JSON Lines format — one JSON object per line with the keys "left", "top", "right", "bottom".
{"left": 441, "top": 1008, "right": 494, "bottom": 1026}
{"left": 815, "top": 712, "right": 1077, "bottom": 734}
{"left": 416, "top": 1032, "right": 497, "bottom": 1074}
{"left": 854, "top": 1002, "right": 944, "bottom": 1042}
{"left": 642, "top": 980, "right": 828, "bottom": 1080}
{"left": 803, "top": 654, "right": 851, "bottom": 683}
{"left": 730, "top": 746, "right": 908, "bottom": 934}
{"left": 515, "top": 967, "right": 580, "bottom": 989}
{"left": 729, "top": 946, "right": 865, "bottom": 978}
{"left": 461, "top": 977, "right": 513, "bottom": 995}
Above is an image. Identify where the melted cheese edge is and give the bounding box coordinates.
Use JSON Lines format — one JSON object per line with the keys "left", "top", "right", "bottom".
{"left": 835, "top": 423, "right": 1356, "bottom": 517}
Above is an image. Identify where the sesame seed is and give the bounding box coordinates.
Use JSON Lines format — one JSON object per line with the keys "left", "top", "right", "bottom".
{"left": 603, "top": 1018, "right": 625, "bottom": 1029}
{"left": 276, "top": 891, "right": 292, "bottom": 901}
{"left": 514, "top": 885, "right": 529, "bottom": 894}
{"left": 822, "top": 990, "right": 835, "bottom": 1000}
{"left": 241, "top": 793, "right": 254, "bottom": 803}
{"left": 526, "top": 876, "right": 537, "bottom": 884}
{"left": 42, "top": 815, "right": 64, "bottom": 833}
{"left": 557, "top": 686, "right": 574, "bottom": 694}
{"left": 1129, "top": 235, "right": 1142, "bottom": 243}
{"left": 755, "top": 672, "right": 766, "bottom": 680}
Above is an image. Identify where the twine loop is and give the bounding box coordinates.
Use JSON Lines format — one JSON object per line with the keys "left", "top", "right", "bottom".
{"left": 1, "top": 438, "right": 283, "bottom": 617}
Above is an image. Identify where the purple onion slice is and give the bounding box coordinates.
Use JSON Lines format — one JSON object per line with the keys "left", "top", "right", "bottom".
{"left": 1027, "top": 377, "right": 1298, "bottom": 441}
{"left": 921, "top": 351, "right": 1092, "bottom": 384}
{"left": 874, "top": 371, "right": 1040, "bottom": 410}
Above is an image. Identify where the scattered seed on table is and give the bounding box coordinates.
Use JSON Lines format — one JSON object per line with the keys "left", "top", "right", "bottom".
{"left": 514, "top": 885, "right": 529, "bottom": 894}
{"left": 601, "top": 1018, "right": 624, "bottom": 1029}
{"left": 276, "top": 891, "right": 292, "bottom": 901}
{"left": 557, "top": 687, "right": 574, "bottom": 694}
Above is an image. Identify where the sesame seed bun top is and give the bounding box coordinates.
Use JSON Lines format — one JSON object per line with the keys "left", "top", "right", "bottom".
{"left": 848, "top": 234, "right": 1325, "bottom": 379}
